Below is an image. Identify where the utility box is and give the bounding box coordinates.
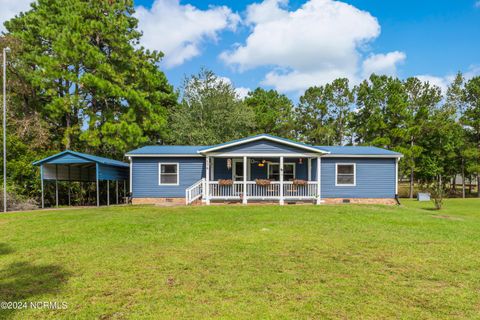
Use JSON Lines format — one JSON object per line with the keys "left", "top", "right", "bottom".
{"left": 417, "top": 193, "right": 430, "bottom": 201}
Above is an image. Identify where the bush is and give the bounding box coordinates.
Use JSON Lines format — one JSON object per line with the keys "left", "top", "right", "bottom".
{"left": 420, "top": 181, "right": 446, "bottom": 210}
{"left": 0, "top": 188, "right": 38, "bottom": 211}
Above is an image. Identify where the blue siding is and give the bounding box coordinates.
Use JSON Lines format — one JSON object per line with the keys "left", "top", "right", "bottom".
{"left": 219, "top": 140, "right": 315, "bottom": 154}
{"left": 98, "top": 164, "right": 129, "bottom": 181}
{"left": 320, "top": 158, "right": 396, "bottom": 198}
{"left": 132, "top": 156, "right": 396, "bottom": 199}
{"left": 132, "top": 157, "right": 205, "bottom": 198}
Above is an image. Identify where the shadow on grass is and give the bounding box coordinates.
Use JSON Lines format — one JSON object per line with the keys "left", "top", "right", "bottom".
{"left": 0, "top": 244, "right": 70, "bottom": 319}
{"left": 0, "top": 243, "right": 14, "bottom": 256}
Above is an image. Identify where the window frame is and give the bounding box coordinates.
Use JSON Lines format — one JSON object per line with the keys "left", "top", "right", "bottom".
{"left": 267, "top": 162, "right": 296, "bottom": 181}
{"left": 335, "top": 163, "right": 356, "bottom": 187}
{"left": 158, "top": 162, "right": 180, "bottom": 186}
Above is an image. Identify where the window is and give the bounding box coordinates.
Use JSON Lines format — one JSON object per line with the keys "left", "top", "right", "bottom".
{"left": 336, "top": 163, "right": 356, "bottom": 186}
{"left": 159, "top": 163, "right": 179, "bottom": 185}
{"left": 268, "top": 163, "right": 295, "bottom": 181}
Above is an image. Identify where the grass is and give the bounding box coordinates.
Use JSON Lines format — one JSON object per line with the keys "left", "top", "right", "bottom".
{"left": 1, "top": 199, "right": 480, "bottom": 319}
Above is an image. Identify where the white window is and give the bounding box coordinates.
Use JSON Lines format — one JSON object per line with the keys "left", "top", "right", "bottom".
{"left": 268, "top": 163, "right": 295, "bottom": 181}
{"left": 336, "top": 163, "right": 356, "bottom": 186}
{"left": 159, "top": 163, "right": 179, "bottom": 185}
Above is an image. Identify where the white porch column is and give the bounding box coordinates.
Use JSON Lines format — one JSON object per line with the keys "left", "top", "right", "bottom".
{"left": 316, "top": 156, "right": 321, "bottom": 205}
{"left": 279, "top": 156, "right": 284, "bottom": 205}
{"left": 243, "top": 156, "right": 248, "bottom": 204}
{"left": 205, "top": 156, "right": 210, "bottom": 205}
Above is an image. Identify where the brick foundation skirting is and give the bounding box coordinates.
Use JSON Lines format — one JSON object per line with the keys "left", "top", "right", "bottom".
{"left": 132, "top": 197, "right": 396, "bottom": 206}
{"left": 132, "top": 198, "right": 186, "bottom": 206}
{"left": 322, "top": 198, "right": 397, "bottom": 205}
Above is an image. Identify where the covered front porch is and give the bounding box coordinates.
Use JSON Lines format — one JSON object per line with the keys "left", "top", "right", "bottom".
{"left": 204, "top": 155, "right": 322, "bottom": 205}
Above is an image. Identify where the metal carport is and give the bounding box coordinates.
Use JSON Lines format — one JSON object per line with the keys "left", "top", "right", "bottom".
{"left": 33, "top": 150, "right": 129, "bottom": 208}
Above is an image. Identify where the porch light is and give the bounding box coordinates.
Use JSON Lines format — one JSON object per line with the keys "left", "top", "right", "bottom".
{"left": 299, "top": 158, "right": 303, "bottom": 164}
{"left": 227, "top": 159, "right": 232, "bottom": 170}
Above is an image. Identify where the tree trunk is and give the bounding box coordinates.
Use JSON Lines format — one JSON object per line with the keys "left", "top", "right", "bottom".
{"left": 409, "top": 166, "right": 414, "bottom": 199}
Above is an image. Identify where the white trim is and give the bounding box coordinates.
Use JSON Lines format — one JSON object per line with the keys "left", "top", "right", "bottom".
{"left": 125, "top": 154, "right": 202, "bottom": 157}
{"left": 232, "top": 159, "right": 244, "bottom": 181}
{"left": 128, "top": 156, "right": 132, "bottom": 194}
{"left": 323, "top": 154, "right": 403, "bottom": 159}
{"left": 198, "top": 135, "right": 329, "bottom": 154}
{"left": 125, "top": 153, "right": 402, "bottom": 159}
{"left": 316, "top": 157, "right": 321, "bottom": 204}
{"left": 279, "top": 156, "right": 284, "bottom": 205}
{"left": 395, "top": 158, "right": 399, "bottom": 195}
{"left": 206, "top": 152, "right": 322, "bottom": 158}
{"left": 335, "top": 163, "right": 356, "bottom": 187}
{"left": 205, "top": 157, "right": 210, "bottom": 205}
{"left": 243, "top": 156, "right": 248, "bottom": 204}
{"left": 267, "top": 162, "right": 296, "bottom": 180}
{"left": 158, "top": 162, "right": 179, "bottom": 186}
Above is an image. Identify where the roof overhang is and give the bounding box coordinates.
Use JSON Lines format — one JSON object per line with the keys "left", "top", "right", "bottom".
{"left": 322, "top": 154, "right": 403, "bottom": 158}
{"left": 198, "top": 135, "right": 329, "bottom": 155}
{"left": 125, "top": 153, "right": 203, "bottom": 157}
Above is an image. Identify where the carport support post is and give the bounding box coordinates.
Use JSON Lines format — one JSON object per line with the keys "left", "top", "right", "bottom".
{"left": 107, "top": 180, "right": 110, "bottom": 206}
{"left": 123, "top": 180, "right": 126, "bottom": 203}
{"left": 115, "top": 180, "right": 118, "bottom": 205}
{"left": 68, "top": 165, "right": 71, "bottom": 206}
{"left": 96, "top": 163, "right": 99, "bottom": 207}
{"left": 40, "top": 165, "right": 44, "bottom": 209}
{"left": 55, "top": 164, "right": 59, "bottom": 208}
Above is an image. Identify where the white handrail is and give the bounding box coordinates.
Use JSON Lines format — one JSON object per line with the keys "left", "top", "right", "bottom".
{"left": 207, "top": 181, "right": 318, "bottom": 200}
{"left": 185, "top": 178, "right": 205, "bottom": 205}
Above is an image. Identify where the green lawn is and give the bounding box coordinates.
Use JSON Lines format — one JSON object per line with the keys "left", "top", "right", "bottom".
{"left": 1, "top": 200, "right": 480, "bottom": 319}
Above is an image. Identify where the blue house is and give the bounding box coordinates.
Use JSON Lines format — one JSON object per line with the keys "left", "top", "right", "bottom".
{"left": 125, "top": 134, "right": 402, "bottom": 205}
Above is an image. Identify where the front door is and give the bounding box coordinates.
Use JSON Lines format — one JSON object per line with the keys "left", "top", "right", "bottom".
{"left": 233, "top": 160, "right": 244, "bottom": 181}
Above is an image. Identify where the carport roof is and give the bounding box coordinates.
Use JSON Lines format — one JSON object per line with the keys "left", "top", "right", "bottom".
{"left": 33, "top": 150, "right": 129, "bottom": 168}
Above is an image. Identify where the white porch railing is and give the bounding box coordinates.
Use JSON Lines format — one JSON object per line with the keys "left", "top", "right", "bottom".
{"left": 185, "top": 178, "right": 205, "bottom": 205}
{"left": 208, "top": 181, "right": 318, "bottom": 201}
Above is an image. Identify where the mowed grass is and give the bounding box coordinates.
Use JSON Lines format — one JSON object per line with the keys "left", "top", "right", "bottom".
{"left": 1, "top": 200, "right": 480, "bottom": 319}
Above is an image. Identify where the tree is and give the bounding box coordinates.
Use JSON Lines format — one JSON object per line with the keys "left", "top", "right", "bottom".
{"left": 295, "top": 85, "right": 334, "bottom": 145}
{"left": 325, "top": 78, "right": 354, "bottom": 145}
{"left": 4, "top": 0, "right": 176, "bottom": 157}
{"left": 461, "top": 76, "right": 480, "bottom": 197}
{"left": 401, "top": 77, "right": 442, "bottom": 198}
{"left": 244, "top": 88, "right": 294, "bottom": 138}
{"left": 169, "top": 69, "right": 255, "bottom": 145}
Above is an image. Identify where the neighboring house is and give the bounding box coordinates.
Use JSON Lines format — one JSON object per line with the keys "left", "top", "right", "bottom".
{"left": 125, "top": 134, "right": 403, "bottom": 205}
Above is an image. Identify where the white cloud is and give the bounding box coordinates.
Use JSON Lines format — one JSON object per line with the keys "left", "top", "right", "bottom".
{"left": 0, "top": 0, "right": 34, "bottom": 33}
{"left": 475, "top": 1, "right": 480, "bottom": 8}
{"left": 416, "top": 66, "right": 480, "bottom": 94}
{"left": 362, "top": 51, "right": 406, "bottom": 78}
{"left": 235, "top": 87, "right": 251, "bottom": 99}
{"left": 218, "top": 76, "right": 250, "bottom": 99}
{"left": 135, "top": 0, "right": 240, "bottom": 68}
{"left": 221, "top": 0, "right": 405, "bottom": 92}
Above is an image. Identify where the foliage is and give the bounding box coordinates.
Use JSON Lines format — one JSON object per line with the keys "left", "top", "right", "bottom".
{"left": 4, "top": 0, "right": 176, "bottom": 157}
{"left": 244, "top": 88, "right": 294, "bottom": 138}
{"left": 420, "top": 180, "right": 447, "bottom": 210}
{"left": 169, "top": 69, "right": 255, "bottom": 145}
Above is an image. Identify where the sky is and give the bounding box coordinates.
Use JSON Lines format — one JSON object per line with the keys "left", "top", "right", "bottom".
{"left": 1, "top": 0, "right": 480, "bottom": 99}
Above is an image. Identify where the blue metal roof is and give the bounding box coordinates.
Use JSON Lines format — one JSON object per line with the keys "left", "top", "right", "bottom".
{"left": 33, "top": 150, "right": 129, "bottom": 167}
{"left": 315, "top": 146, "right": 402, "bottom": 156}
{"left": 125, "top": 134, "right": 401, "bottom": 157}
{"left": 126, "top": 145, "right": 210, "bottom": 155}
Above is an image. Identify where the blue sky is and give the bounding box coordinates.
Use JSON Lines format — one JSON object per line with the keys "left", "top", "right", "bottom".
{"left": 133, "top": 0, "right": 480, "bottom": 97}
{"left": 2, "top": 0, "right": 480, "bottom": 98}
